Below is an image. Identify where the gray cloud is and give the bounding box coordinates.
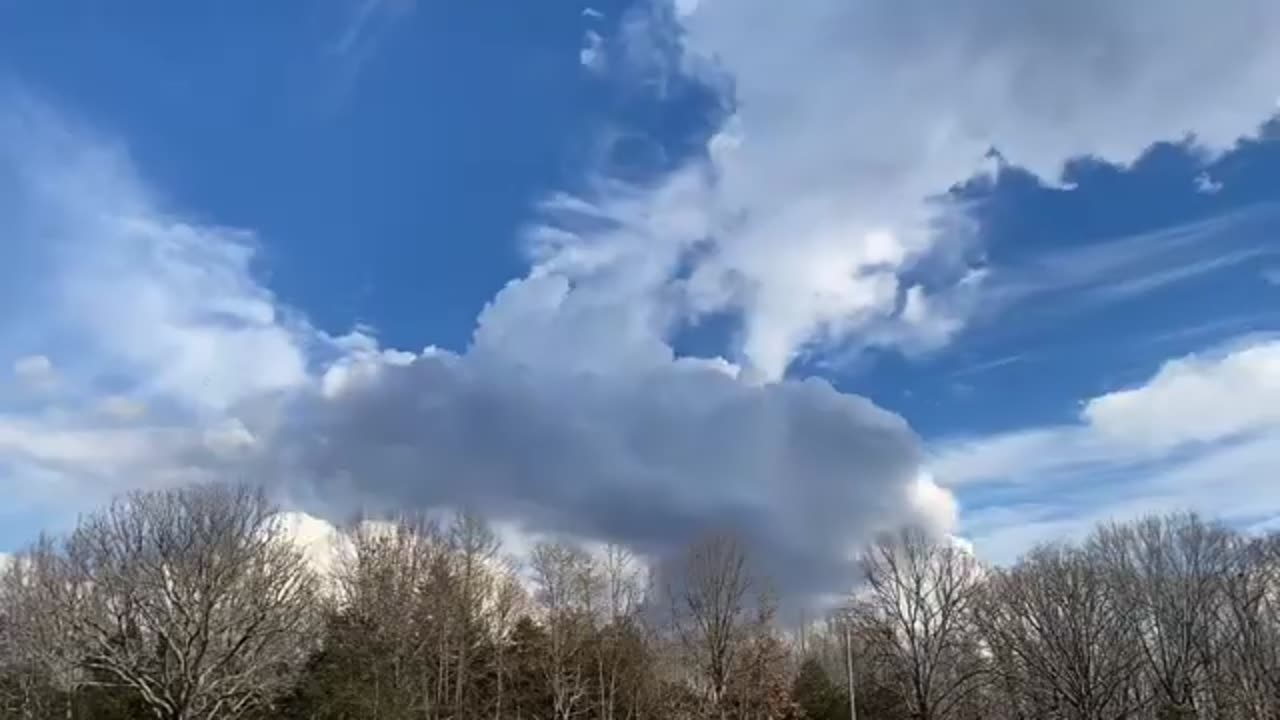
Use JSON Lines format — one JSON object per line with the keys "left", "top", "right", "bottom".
{"left": 263, "top": 348, "right": 937, "bottom": 607}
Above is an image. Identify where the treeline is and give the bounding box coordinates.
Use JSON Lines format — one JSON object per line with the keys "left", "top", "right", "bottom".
{"left": 2, "top": 483, "right": 1279, "bottom": 720}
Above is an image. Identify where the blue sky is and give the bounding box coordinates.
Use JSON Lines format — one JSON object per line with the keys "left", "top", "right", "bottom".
{"left": 2, "top": 0, "right": 1279, "bottom": 600}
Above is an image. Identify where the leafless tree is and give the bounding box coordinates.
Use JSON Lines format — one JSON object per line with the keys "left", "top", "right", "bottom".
{"left": 1215, "top": 532, "right": 1280, "bottom": 718}
{"left": 978, "top": 543, "right": 1145, "bottom": 720}
{"left": 488, "top": 566, "right": 529, "bottom": 720}
{"left": 856, "top": 527, "right": 986, "bottom": 720}
{"left": 531, "top": 541, "right": 598, "bottom": 720}
{"left": 1090, "top": 514, "right": 1232, "bottom": 717}
{"left": 54, "top": 483, "right": 321, "bottom": 720}
{"left": 593, "top": 544, "right": 647, "bottom": 720}
{"left": 446, "top": 511, "right": 502, "bottom": 715}
{"left": 668, "top": 532, "right": 756, "bottom": 720}
{"left": 0, "top": 536, "right": 85, "bottom": 719}
{"left": 334, "top": 514, "right": 448, "bottom": 719}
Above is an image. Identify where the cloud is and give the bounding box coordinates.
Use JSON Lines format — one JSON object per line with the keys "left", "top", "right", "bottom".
{"left": 0, "top": 95, "right": 310, "bottom": 414}
{"left": 932, "top": 336, "right": 1280, "bottom": 561}
{"left": 950, "top": 354, "right": 1025, "bottom": 378}
{"left": 1264, "top": 268, "right": 1280, "bottom": 286}
{"left": 12, "top": 355, "right": 56, "bottom": 391}
{"left": 1194, "top": 172, "right": 1223, "bottom": 194}
{"left": 326, "top": 0, "right": 417, "bottom": 104}
{"left": 7, "top": 0, "right": 1280, "bottom": 606}
{"left": 580, "top": 30, "right": 607, "bottom": 74}
{"left": 1082, "top": 339, "right": 1280, "bottom": 449}
{"left": 266, "top": 344, "right": 930, "bottom": 603}
{"left": 986, "top": 207, "right": 1278, "bottom": 312}
{"left": 333, "top": 0, "right": 415, "bottom": 58}
{"left": 533, "top": 0, "right": 1280, "bottom": 380}
{"left": 0, "top": 93, "right": 942, "bottom": 612}
{"left": 273, "top": 511, "right": 347, "bottom": 578}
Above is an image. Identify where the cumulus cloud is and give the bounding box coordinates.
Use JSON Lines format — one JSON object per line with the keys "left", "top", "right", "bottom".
{"left": 7, "top": 0, "right": 1280, "bottom": 606}
{"left": 0, "top": 92, "right": 941, "bottom": 612}
{"left": 932, "top": 337, "right": 1280, "bottom": 562}
{"left": 269, "top": 344, "right": 926, "bottom": 602}
{"left": 537, "top": 0, "right": 1280, "bottom": 380}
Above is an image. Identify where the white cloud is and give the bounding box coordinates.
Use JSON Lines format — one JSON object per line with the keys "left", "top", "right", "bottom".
{"left": 673, "top": 0, "right": 699, "bottom": 18}
{"left": 536, "top": 0, "right": 1280, "bottom": 380}
{"left": 580, "top": 30, "right": 607, "bottom": 73}
{"left": 97, "top": 396, "right": 147, "bottom": 421}
{"left": 1264, "top": 267, "right": 1280, "bottom": 286}
{"left": 1082, "top": 341, "right": 1280, "bottom": 450}
{"left": 1194, "top": 172, "right": 1223, "bottom": 194}
{"left": 0, "top": 97, "right": 309, "bottom": 413}
{"left": 0, "top": 93, "right": 943, "bottom": 612}
{"left": 993, "top": 208, "right": 1274, "bottom": 303}
{"left": 12, "top": 354, "right": 56, "bottom": 390}
{"left": 6, "top": 0, "right": 1280, "bottom": 603}
{"left": 932, "top": 337, "right": 1280, "bottom": 561}
{"left": 273, "top": 511, "right": 346, "bottom": 577}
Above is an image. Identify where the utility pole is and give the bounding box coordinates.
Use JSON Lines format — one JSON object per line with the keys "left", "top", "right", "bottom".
{"left": 844, "top": 616, "right": 858, "bottom": 720}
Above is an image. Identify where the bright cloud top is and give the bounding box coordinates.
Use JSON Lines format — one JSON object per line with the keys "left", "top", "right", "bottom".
{"left": 539, "top": 0, "right": 1280, "bottom": 379}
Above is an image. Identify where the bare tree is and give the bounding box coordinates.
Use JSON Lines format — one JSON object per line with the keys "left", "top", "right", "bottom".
{"left": 446, "top": 511, "right": 502, "bottom": 716}
{"left": 668, "top": 532, "right": 755, "bottom": 720}
{"left": 978, "top": 543, "right": 1144, "bottom": 720}
{"left": 856, "top": 527, "right": 986, "bottom": 720}
{"left": 54, "top": 483, "right": 320, "bottom": 720}
{"left": 489, "top": 567, "right": 529, "bottom": 720}
{"left": 593, "top": 544, "right": 647, "bottom": 720}
{"left": 531, "top": 541, "right": 598, "bottom": 720}
{"left": 334, "top": 514, "right": 448, "bottom": 720}
{"left": 1090, "top": 514, "right": 1232, "bottom": 717}
{"left": 0, "top": 537, "right": 86, "bottom": 719}
{"left": 1216, "top": 532, "right": 1280, "bottom": 718}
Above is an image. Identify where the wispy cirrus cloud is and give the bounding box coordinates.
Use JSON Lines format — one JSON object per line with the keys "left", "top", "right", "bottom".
{"left": 333, "top": 0, "right": 415, "bottom": 58}
{"left": 325, "top": 0, "right": 417, "bottom": 104}
{"left": 978, "top": 207, "right": 1280, "bottom": 315}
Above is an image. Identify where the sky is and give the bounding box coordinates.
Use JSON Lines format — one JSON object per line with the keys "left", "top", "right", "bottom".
{"left": 1, "top": 0, "right": 1279, "bottom": 608}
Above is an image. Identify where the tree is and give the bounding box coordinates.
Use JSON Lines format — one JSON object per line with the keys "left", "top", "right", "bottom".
{"left": 1090, "top": 514, "right": 1232, "bottom": 718}
{"left": 668, "top": 532, "right": 756, "bottom": 720}
{"left": 530, "top": 541, "right": 597, "bottom": 720}
{"left": 0, "top": 536, "right": 85, "bottom": 719}
{"left": 857, "top": 528, "right": 986, "bottom": 720}
{"left": 1215, "top": 532, "right": 1280, "bottom": 718}
{"left": 572, "top": 544, "right": 650, "bottom": 720}
{"left": 977, "top": 543, "right": 1144, "bottom": 720}
{"left": 54, "top": 483, "right": 321, "bottom": 720}
{"left": 792, "top": 657, "right": 843, "bottom": 720}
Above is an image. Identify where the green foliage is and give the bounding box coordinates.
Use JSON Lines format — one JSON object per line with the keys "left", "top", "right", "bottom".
{"left": 792, "top": 658, "right": 845, "bottom": 720}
